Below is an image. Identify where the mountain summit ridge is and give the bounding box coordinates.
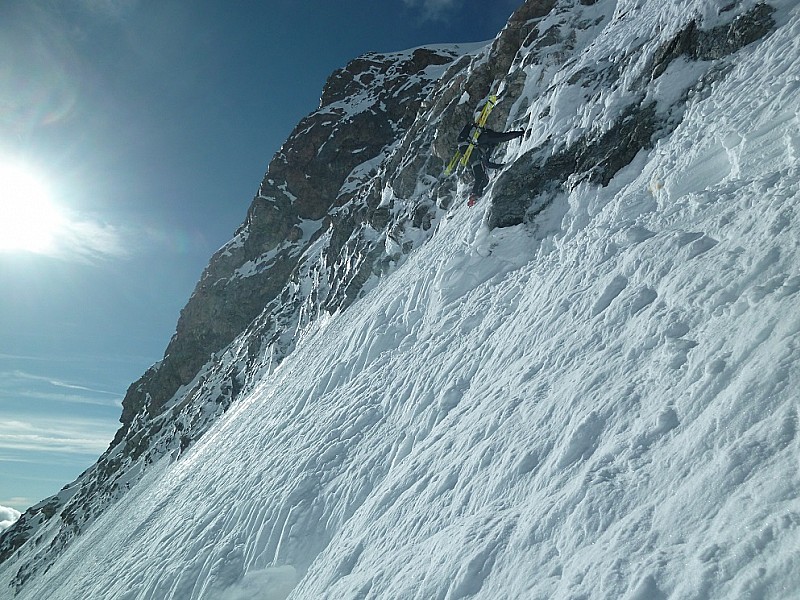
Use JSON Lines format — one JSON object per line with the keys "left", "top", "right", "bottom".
{"left": 2, "top": 0, "right": 799, "bottom": 598}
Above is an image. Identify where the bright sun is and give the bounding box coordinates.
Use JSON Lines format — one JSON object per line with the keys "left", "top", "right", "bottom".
{"left": 0, "top": 159, "right": 65, "bottom": 254}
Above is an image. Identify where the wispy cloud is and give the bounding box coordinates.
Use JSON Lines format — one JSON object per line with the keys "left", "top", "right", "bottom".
{"left": 53, "top": 217, "right": 131, "bottom": 263}
{"left": 0, "top": 498, "right": 31, "bottom": 513}
{"left": 0, "top": 351, "right": 155, "bottom": 366}
{"left": 0, "top": 370, "right": 123, "bottom": 408}
{"left": 403, "top": 0, "right": 462, "bottom": 20}
{"left": 0, "top": 157, "right": 132, "bottom": 262}
{"left": 0, "top": 455, "right": 40, "bottom": 464}
{"left": 0, "top": 353, "right": 49, "bottom": 362}
{"left": 0, "top": 417, "right": 116, "bottom": 456}
{"left": 8, "top": 370, "right": 120, "bottom": 396}
{"left": 0, "top": 505, "right": 21, "bottom": 533}
{"left": 9, "top": 389, "right": 122, "bottom": 408}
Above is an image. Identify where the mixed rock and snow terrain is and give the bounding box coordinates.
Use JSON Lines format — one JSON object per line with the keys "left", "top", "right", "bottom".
{"left": 2, "top": 0, "right": 799, "bottom": 598}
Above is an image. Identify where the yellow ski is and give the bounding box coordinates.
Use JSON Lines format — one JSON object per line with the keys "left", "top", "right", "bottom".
{"left": 459, "top": 94, "right": 498, "bottom": 167}
{"left": 444, "top": 94, "right": 499, "bottom": 176}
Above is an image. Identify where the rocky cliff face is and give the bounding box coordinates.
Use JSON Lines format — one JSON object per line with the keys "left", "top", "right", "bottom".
{"left": 0, "top": 41, "right": 490, "bottom": 589}
{"left": 117, "top": 45, "right": 466, "bottom": 433}
{"left": 0, "top": 0, "right": 781, "bottom": 592}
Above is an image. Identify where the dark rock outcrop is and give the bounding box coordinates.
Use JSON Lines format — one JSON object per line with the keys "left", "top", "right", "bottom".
{"left": 488, "top": 2, "right": 776, "bottom": 230}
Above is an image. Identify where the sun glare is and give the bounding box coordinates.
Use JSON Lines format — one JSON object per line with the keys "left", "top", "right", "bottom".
{"left": 0, "top": 159, "right": 65, "bottom": 254}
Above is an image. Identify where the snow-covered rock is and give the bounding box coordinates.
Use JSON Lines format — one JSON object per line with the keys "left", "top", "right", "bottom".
{"left": 2, "top": 0, "right": 799, "bottom": 598}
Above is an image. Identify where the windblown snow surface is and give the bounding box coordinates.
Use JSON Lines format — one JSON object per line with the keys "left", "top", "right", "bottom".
{"left": 3, "top": 1, "right": 800, "bottom": 599}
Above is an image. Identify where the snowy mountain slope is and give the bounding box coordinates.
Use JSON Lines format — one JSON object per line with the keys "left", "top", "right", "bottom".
{"left": 0, "top": 42, "right": 484, "bottom": 585}
{"left": 2, "top": 0, "right": 800, "bottom": 598}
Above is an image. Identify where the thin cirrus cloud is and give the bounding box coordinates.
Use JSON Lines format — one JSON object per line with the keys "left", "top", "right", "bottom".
{"left": 0, "top": 417, "right": 117, "bottom": 456}
{"left": 0, "top": 376, "right": 122, "bottom": 412}
{"left": 52, "top": 218, "right": 131, "bottom": 263}
{"left": 10, "top": 389, "right": 121, "bottom": 409}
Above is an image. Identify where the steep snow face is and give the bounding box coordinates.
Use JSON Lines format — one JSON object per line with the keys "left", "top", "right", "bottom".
{"left": 2, "top": 0, "right": 800, "bottom": 598}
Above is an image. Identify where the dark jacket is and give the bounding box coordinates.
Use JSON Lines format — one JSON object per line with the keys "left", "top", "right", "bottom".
{"left": 460, "top": 126, "right": 524, "bottom": 196}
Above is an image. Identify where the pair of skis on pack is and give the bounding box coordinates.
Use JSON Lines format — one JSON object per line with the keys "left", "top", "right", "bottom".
{"left": 444, "top": 94, "right": 499, "bottom": 176}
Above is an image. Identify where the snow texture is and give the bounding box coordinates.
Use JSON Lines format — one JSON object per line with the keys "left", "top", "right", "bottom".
{"left": 2, "top": 1, "right": 799, "bottom": 599}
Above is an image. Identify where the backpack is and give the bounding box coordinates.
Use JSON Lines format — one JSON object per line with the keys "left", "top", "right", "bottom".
{"left": 457, "top": 123, "right": 479, "bottom": 146}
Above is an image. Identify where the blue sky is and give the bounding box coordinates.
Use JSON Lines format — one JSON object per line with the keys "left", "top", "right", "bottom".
{"left": 0, "top": 0, "right": 521, "bottom": 513}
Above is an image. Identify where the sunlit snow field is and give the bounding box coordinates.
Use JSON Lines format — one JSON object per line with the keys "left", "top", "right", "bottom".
{"left": 2, "top": 0, "right": 799, "bottom": 599}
